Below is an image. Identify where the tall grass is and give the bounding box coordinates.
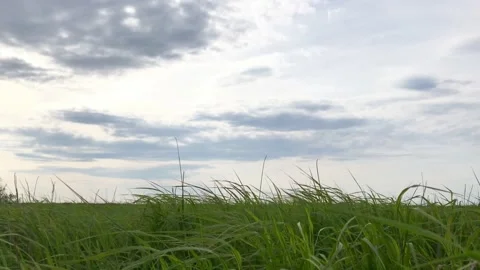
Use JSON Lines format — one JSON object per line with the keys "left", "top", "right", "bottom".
{"left": 0, "top": 165, "right": 479, "bottom": 269}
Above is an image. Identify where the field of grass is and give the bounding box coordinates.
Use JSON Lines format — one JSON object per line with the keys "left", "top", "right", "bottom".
{"left": 1, "top": 168, "right": 480, "bottom": 269}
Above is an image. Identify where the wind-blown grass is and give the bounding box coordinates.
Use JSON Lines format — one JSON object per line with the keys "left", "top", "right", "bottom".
{"left": 0, "top": 166, "right": 479, "bottom": 269}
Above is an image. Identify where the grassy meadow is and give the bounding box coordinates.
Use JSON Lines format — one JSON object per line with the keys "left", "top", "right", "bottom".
{"left": 0, "top": 166, "right": 480, "bottom": 269}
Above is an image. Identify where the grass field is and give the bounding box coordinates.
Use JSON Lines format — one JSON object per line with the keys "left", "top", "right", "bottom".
{"left": 1, "top": 168, "right": 480, "bottom": 269}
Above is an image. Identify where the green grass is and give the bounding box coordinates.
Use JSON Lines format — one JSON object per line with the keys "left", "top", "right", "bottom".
{"left": 0, "top": 169, "right": 479, "bottom": 269}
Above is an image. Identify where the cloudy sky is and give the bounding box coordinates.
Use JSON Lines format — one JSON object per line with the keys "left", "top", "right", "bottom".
{"left": 0, "top": 0, "right": 479, "bottom": 202}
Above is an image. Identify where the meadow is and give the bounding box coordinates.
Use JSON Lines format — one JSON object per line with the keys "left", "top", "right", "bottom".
{"left": 0, "top": 165, "right": 479, "bottom": 269}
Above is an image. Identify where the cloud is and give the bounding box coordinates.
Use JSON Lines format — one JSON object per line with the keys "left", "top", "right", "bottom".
{"left": 396, "top": 75, "right": 460, "bottom": 96}
{"left": 6, "top": 116, "right": 469, "bottom": 164}
{"left": 54, "top": 109, "right": 200, "bottom": 138}
{"left": 59, "top": 55, "right": 146, "bottom": 73}
{"left": 422, "top": 101, "right": 480, "bottom": 115}
{"left": 14, "top": 153, "right": 66, "bottom": 162}
{"left": 455, "top": 36, "right": 480, "bottom": 53}
{"left": 0, "top": 0, "right": 242, "bottom": 73}
{"left": 16, "top": 128, "right": 96, "bottom": 149}
{"left": 397, "top": 75, "right": 438, "bottom": 91}
{"left": 38, "top": 105, "right": 370, "bottom": 160}
{"left": 9, "top": 127, "right": 177, "bottom": 162}
{"left": 239, "top": 66, "right": 273, "bottom": 77}
{"left": 288, "top": 101, "right": 338, "bottom": 112}
{"left": 3, "top": 105, "right": 365, "bottom": 161}
{"left": 371, "top": 76, "right": 474, "bottom": 107}
{"left": 23, "top": 164, "right": 207, "bottom": 180}
{"left": 443, "top": 79, "right": 473, "bottom": 86}
{"left": 227, "top": 66, "right": 274, "bottom": 85}
{"left": 3, "top": 120, "right": 396, "bottom": 163}
{"left": 193, "top": 111, "right": 365, "bottom": 131}
{"left": 3, "top": 101, "right": 472, "bottom": 164}
{"left": 4, "top": 127, "right": 324, "bottom": 161}
{"left": 182, "top": 135, "right": 348, "bottom": 161}
{"left": 0, "top": 57, "right": 66, "bottom": 82}
{"left": 255, "top": 100, "right": 340, "bottom": 114}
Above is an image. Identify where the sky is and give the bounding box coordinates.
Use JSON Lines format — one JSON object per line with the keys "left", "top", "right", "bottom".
{"left": 0, "top": 0, "right": 479, "bottom": 202}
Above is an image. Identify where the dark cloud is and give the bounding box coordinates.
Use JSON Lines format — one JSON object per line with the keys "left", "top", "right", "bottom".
{"left": 54, "top": 109, "right": 199, "bottom": 138}
{"left": 193, "top": 111, "right": 365, "bottom": 131}
{"left": 422, "top": 101, "right": 480, "bottom": 115}
{"left": 0, "top": 57, "right": 65, "bottom": 82}
{"left": 397, "top": 75, "right": 438, "bottom": 91}
{"left": 0, "top": 0, "right": 241, "bottom": 73}
{"left": 24, "top": 164, "right": 207, "bottom": 180}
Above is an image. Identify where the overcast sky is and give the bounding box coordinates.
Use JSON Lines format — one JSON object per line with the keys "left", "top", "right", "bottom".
{"left": 0, "top": 0, "right": 479, "bottom": 202}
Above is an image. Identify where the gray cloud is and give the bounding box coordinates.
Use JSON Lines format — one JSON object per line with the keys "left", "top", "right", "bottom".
{"left": 0, "top": 0, "right": 241, "bottom": 73}
{"left": 14, "top": 153, "right": 65, "bottom": 162}
{"left": 194, "top": 111, "right": 365, "bottom": 131}
{"left": 256, "top": 100, "right": 340, "bottom": 114}
{"left": 443, "top": 79, "right": 473, "bottom": 86}
{"left": 371, "top": 76, "right": 473, "bottom": 107}
{"left": 422, "top": 101, "right": 480, "bottom": 115}
{"left": 58, "top": 54, "right": 146, "bottom": 73}
{"left": 240, "top": 66, "right": 273, "bottom": 77}
{"left": 5, "top": 101, "right": 472, "bottom": 164}
{"left": 367, "top": 95, "right": 426, "bottom": 107}
{"left": 4, "top": 121, "right": 398, "bottom": 163}
{"left": 455, "top": 37, "right": 480, "bottom": 54}
{"left": 10, "top": 127, "right": 177, "bottom": 162}
{"left": 23, "top": 164, "right": 207, "bottom": 180}
{"left": 6, "top": 127, "right": 340, "bottom": 162}
{"left": 228, "top": 66, "right": 273, "bottom": 85}
{"left": 183, "top": 136, "right": 344, "bottom": 161}
{"left": 15, "top": 152, "right": 93, "bottom": 162}
{"left": 14, "top": 105, "right": 366, "bottom": 161}
{"left": 396, "top": 75, "right": 460, "bottom": 96}
{"left": 54, "top": 109, "right": 199, "bottom": 138}
{"left": 6, "top": 116, "right": 473, "bottom": 164}
{"left": 16, "top": 128, "right": 95, "bottom": 148}
{"left": 397, "top": 75, "right": 438, "bottom": 91}
{"left": 0, "top": 57, "right": 65, "bottom": 82}
{"left": 288, "top": 101, "right": 338, "bottom": 112}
